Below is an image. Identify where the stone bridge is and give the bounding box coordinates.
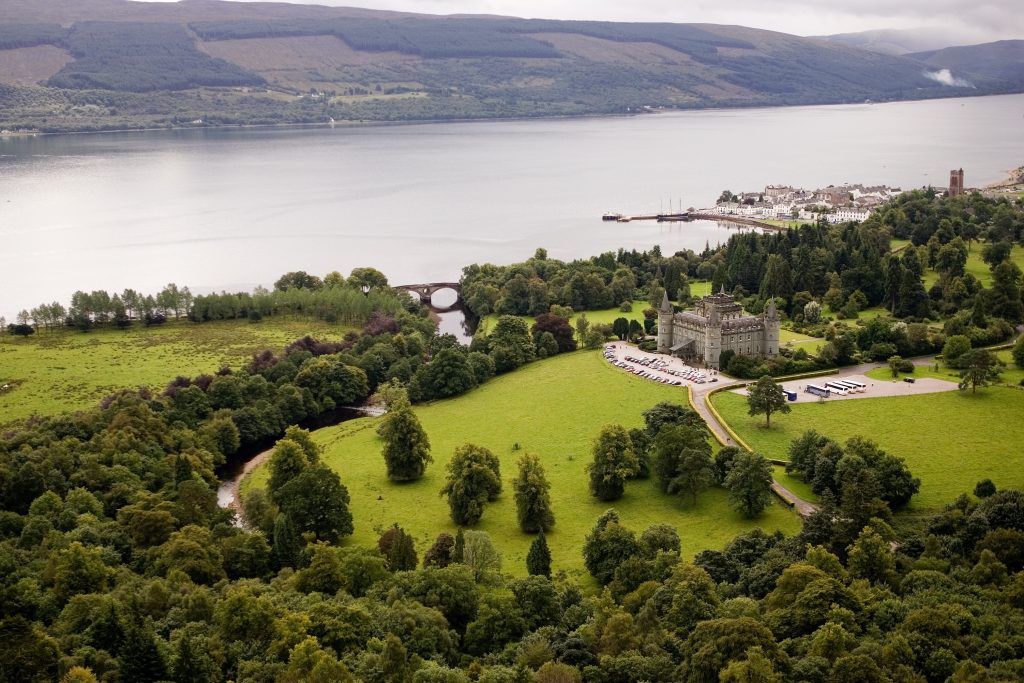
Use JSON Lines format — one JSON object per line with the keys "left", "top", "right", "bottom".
{"left": 394, "top": 282, "right": 462, "bottom": 307}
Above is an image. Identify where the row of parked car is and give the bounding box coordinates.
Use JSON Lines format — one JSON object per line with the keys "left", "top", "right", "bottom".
{"left": 603, "top": 346, "right": 717, "bottom": 386}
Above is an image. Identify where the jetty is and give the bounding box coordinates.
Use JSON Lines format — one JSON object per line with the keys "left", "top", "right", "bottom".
{"left": 603, "top": 211, "right": 783, "bottom": 231}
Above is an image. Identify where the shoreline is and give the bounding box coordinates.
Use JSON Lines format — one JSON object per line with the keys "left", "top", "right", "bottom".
{"left": 6, "top": 91, "right": 1023, "bottom": 140}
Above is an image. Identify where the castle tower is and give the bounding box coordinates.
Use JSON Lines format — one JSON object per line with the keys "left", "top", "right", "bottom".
{"left": 949, "top": 168, "right": 964, "bottom": 197}
{"left": 657, "top": 291, "right": 673, "bottom": 353}
{"left": 704, "top": 301, "right": 722, "bottom": 368}
{"left": 763, "top": 298, "right": 780, "bottom": 357}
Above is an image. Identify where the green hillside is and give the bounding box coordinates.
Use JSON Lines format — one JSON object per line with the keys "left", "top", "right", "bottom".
{"left": 0, "top": 0, "right": 1014, "bottom": 133}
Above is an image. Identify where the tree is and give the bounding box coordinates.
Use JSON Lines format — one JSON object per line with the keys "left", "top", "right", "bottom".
{"left": 943, "top": 335, "right": 972, "bottom": 368}
{"left": 423, "top": 533, "right": 455, "bottom": 568}
{"left": 531, "top": 313, "right": 577, "bottom": 353}
{"left": 526, "top": 532, "right": 552, "bottom": 577}
{"left": 724, "top": 452, "right": 773, "bottom": 518}
{"left": 462, "top": 530, "right": 502, "bottom": 582}
{"left": 989, "top": 260, "right": 1024, "bottom": 322}
{"left": 267, "top": 438, "right": 310, "bottom": 505}
{"left": 489, "top": 315, "right": 535, "bottom": 373}
{"left": 416, "top": 347, "right": 476, "bottom": 400}
{"left": 377, "top": 402, "right": 432, "bottom": 482}
{"left": 746, "top": 376, "right": 790, "bottom": 428}
{"left": 958, "top": 348, "right": 1002, "bottom": 394}
{"left": 294, "top": 356, "right": 369, "bottom": 408}
{"left": 582, "top": 509, "right": 642, "bottom": 585}
{"left": 652, "top": 424, "right": 714, "bottom": 504}
{"left": 441, "top": 444, "right": 502, "bottom": 525}
{"left": 612, "top": 316, "right": 630, "bottom": 340}
{"left": 513, "top": 453, "right": 555, "bottom": 533}
{"left": 588, "top": 425, "right": 639, "bottom": 501}
{"left": 1013, "top": 334, "right": 1024, "bottom": 370}
{"left": 982, "top": 241, "right": 1013, "bottom": 268}
{"left": 888, "top": 355, "right": 904, "bottom": 378}
{"left": 378, "top": 524, "right": 418, "bottom": 571}
{"left": 273, "top": 512, "right": 303, "bottom": 568}
{"left": 276, "top": 464, "right": 354, "bottom": 543}
{"left": 975, "top": 479, "right": 997, "bottom": 498}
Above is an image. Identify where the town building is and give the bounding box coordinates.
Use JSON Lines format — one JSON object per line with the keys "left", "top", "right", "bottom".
{"left": 657, "top": 290, "right": 780, "bottom": 369}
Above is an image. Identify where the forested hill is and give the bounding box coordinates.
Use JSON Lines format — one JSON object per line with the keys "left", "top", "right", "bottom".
{"left": 0, "top": 0, "right": 1020, "bottom": 133}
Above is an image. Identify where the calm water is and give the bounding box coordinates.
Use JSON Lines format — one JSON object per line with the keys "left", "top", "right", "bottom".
{"left": 2, "top": 93, "right": 1023, "bottom": 316}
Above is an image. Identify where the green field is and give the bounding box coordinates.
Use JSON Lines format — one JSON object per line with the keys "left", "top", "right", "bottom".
{"left": 0, "top": 319, "right": 346, "bottom": 426}
{"left": 244, "top": 350, "right": 800, "bottom": 580}
{"left": 779, "top": 328, "right": 825, "bottom": 353}
{"left": 866, "top": 349, "right": 1024, "bottom": 387}
{"left": 713, "top": 387, "right": 1024, "bottom": 509}
{"left": 923, "top": 243, "right": 1024, "bottom": 288}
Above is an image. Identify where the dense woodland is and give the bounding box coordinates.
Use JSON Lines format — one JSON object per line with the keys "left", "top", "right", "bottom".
{"left": 3, "top": 334, "right": 1024, "bottom": 681}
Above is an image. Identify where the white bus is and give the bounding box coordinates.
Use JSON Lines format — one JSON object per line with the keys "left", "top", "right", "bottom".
{"left": 832, "top": 379, "right": 863, "bottom": 393}
{"left": 844, "top": 379, "right": 867, "bottom": 392}
{"left": 824, "top": 382, "right": 849, "bottom": 396}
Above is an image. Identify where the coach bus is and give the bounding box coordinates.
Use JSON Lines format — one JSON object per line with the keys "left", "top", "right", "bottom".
{"left": 805, "top": 384, "right": 831, "bottom": 398}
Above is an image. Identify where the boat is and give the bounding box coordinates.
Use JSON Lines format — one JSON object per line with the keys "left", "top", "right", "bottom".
{"left": 602, "top": 212, "right": 623, "bottom": 221}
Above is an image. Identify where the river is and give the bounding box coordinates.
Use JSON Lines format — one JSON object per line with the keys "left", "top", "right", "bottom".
{"left": 2, "top": 93, "right": 1023, "bottom": 317}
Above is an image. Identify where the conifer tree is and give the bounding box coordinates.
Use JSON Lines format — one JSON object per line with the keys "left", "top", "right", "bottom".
{"left": 452, "top": 528, "right": 466, "bottom": 563}
{"left": 378, "top": 524, "right": 418, "bottom": 571}
{"left": 588, "top": 425, "right": 639, "bottom": 501}
{"left": 526, "top": 532, "right": 552, "bottom": 577}
{"left": 272, "top": 512, "right": 302, "bottom": 568}
{"left": 513, "top": 453, "right": 555, "bottom": 533}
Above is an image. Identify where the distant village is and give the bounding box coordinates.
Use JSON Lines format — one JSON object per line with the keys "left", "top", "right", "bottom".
{"left": 706, "top": 169, "right": 976, "bottom": 225}
{"left": 706, "top": 182, "right": 905, "bottom": 224}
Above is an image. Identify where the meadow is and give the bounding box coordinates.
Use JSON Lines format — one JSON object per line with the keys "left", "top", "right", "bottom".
{"left": 712, "top": 387, "right": 1024, "bottom": 509}
{"left": 244, "top": 350, "right": 801, "bottom": 580}
{"left": 0, "top": 318, "right": 345, "bottom": 426}
{"left": 865, "top": 349, "right": 1024, "bottom": 387}
{"left": 923, "top": 243, "right": 1024, "bottom": 288}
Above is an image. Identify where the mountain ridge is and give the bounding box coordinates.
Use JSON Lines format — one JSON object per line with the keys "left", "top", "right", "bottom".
{"left": 0, "top": 0, "right": 1019, "bottom": 133}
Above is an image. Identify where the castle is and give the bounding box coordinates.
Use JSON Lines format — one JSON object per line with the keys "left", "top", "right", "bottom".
{"left": 657, "top": 289, "right": 779, "bottom": 369}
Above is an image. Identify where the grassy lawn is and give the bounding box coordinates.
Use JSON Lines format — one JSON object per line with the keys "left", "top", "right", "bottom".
{"left": 891, "top": 239, "right": 912, "bottom": 253}
{"left": 0, "top": 318, "right": 347, "bottom": 426}
{"left": 923, "top": 243, "right": 1024, "bottom": 288}
{"left": 245, "top": 350, "right": 800, "bottom": 580}
{"left": 866, "top": 350, "right": 1024, "bottom": 387}
{"left": 779, "top": 328, "right": 824, "bottom": 354}
{"left": 712, "top": 388, "right": 1024, "bottom": 509}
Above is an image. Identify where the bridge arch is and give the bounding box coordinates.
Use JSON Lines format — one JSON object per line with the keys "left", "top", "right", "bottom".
{"left": 394, "top": 282, "right": 462, "bottom": 308}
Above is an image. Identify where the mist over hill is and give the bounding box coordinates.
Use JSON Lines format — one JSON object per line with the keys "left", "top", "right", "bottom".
{"left": 0, "top": 0, "right": 1020, "bottom": 133}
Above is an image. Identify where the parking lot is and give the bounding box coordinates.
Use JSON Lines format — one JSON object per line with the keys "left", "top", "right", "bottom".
{"left": 603, "top": 343, "right": 723, "bottom": 388}
{"left": 730, "top": 373, "right": 959, "bottom": 402}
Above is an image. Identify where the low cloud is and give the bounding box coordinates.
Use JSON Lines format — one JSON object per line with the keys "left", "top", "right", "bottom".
{"left": 923, "top": 69, "right": 975, "bottom": 87}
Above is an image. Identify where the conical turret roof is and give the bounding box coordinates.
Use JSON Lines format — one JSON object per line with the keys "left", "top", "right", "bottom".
{"left": 660, "top": 290, "right": 672, "bottom": 314}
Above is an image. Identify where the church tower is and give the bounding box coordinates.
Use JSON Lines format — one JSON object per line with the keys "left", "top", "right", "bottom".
{"left": 762, "top": 298, "right": 780, "bottom": 357}
{"left": 657, "top": 291, "right": 673, "bottom": 353}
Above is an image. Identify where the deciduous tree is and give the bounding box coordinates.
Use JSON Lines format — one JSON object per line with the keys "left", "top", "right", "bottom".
{"left": 724, "top": 452, "right": 774, "bottom": 518}
{"left": 746, "top": 376, "right": 790, "bottom": 428}
{"left": 588, "top": 425, "right": 639, "bottom": 501}
{"left": 441, "top": 444, "right": 502, "bottom": 525}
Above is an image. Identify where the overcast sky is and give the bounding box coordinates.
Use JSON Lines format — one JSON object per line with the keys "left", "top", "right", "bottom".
{"left": 149, "top": 0, "right": 1022, "bottom": 43}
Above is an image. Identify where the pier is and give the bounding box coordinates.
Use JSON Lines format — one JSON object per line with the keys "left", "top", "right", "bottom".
{"left": 604, "top": 211, "right": 784, "bottom": 231}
